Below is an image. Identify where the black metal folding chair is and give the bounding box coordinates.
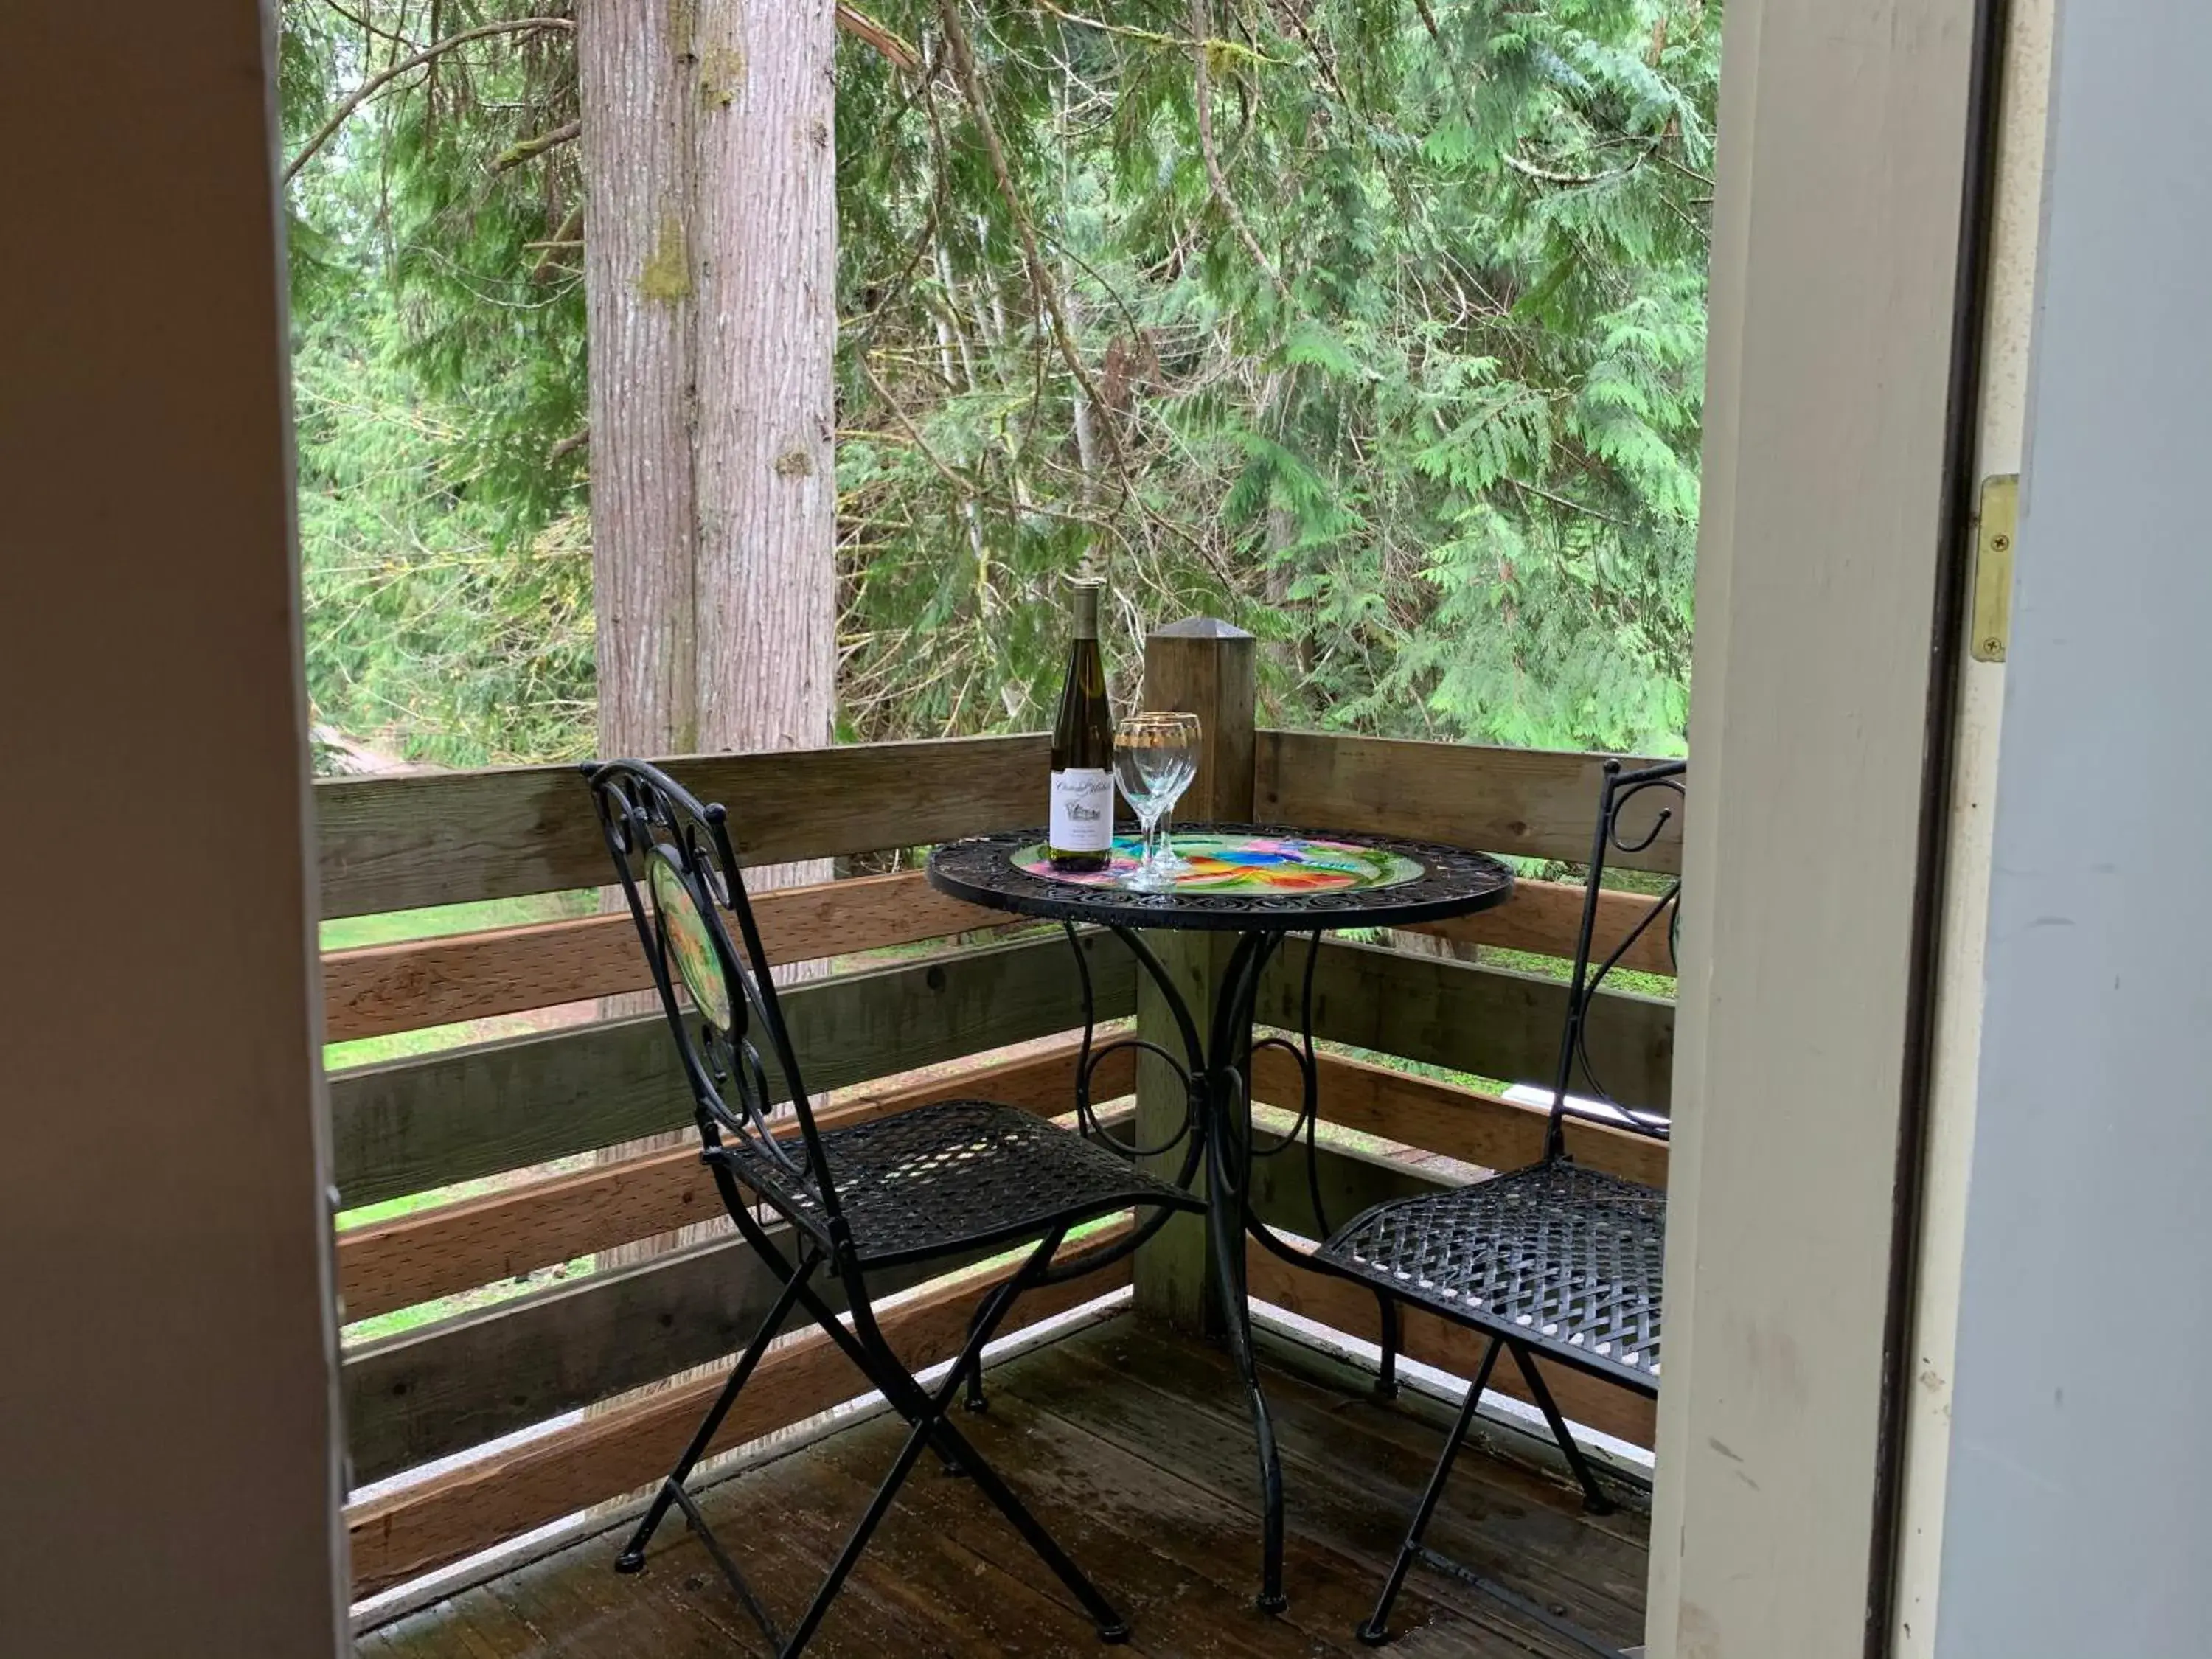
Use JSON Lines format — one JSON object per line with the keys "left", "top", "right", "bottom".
{"left": 582, "top": 759, "right": 1206, "bottom": 1658}
{"left": 1306, "top": 758, "right": 1684, "bottom": 1651}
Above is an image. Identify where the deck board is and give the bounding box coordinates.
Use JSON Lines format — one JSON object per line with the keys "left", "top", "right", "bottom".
{"left": 363, "top": 1315, "right": 1649, "bottom": 1658}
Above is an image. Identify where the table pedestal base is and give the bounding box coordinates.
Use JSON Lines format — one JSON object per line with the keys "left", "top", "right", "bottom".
{"left": 1104, "top": 925, "right": 1336, "bottom": 1615}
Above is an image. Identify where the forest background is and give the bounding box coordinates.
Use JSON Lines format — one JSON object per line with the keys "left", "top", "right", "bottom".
{"left": 282, "top": 0, "right": 1717, "bottom": 777}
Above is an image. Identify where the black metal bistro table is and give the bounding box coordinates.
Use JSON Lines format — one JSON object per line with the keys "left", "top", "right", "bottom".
{"left": 927, "top": 824, "right": 1514, "bottom": 1613}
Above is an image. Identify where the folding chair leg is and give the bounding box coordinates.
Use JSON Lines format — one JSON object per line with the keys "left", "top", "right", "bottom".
{"left": 960, "top": 1278, "right": 1017, "bottom": 1416}
{"left": 615, "top": 1251, "right": 820, "bottom": 1576}
{"left": 780, "top": 1241, "right": 1128, "bottom": 1656}
{"left": 1375, "top": 1293, "right": 1402, "bottom": 1400}
{"left": 1356, "top": 1335, "right": 1503, "bottom": 1647}
{"left": 778, "top": 1400, "right": 947, "bottom": 1657}
{"left": 667, "top": 1477, "right": 785, "bottom": 1650}
{"left": 927, "top": 1412, "right": 1130, "bottom": 1641}
{"left": 900, "top": 1241, "right": 1127, "bottom": 1639}
{"left": 1506, "top": 1341, "right": 1615, "bottom": 1516}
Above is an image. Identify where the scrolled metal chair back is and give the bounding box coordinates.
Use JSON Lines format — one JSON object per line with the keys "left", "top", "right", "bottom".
{"left": 1543, "top": 757, "right": 1687, "bottom": 1159}
{"left": 582, "top": 759, "right": 840, "bottom": 1220}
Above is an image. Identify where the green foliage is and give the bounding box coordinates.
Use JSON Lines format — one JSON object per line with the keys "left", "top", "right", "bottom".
{"left": 841, "top": 0, "right": 1717, "bottom": 751}
{"left": 283, "top": 0, "right": 1717, "bottom": 764}
{"left": 284, "top": 3, "right": 589, "bottom": 767}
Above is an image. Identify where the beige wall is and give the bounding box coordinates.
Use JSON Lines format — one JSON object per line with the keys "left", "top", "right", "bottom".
{"left": 1932, "top": 1, "right": 2212, "bottom": 1646}
{"left": 1888, "top": 0, "right": 2055, "bottom": 1648}
{"left": 1649, "top": 0, "right": 1984, "bottom": 1652}
{"left": 0, "top": 4, "right": 347, "bottom": 1653}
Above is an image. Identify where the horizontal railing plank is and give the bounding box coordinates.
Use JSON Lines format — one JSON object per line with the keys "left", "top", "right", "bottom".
{"left": 1400, "top": 874, "right": 1676, "bottom": 977}
{"left": 1243, "top": 1129, "right": 1441, "bottom": 1239}
{"left": 1256, "top": 730, "right": 1682, "bottom": 874}
{"left": 345, "top": 1214, "right": 995, "bottom": 1486}
{"left": 323, "top": 869, "right": 1006, "bottom": 1043}
{"left": 318, "top": 733, "right": 1049, "bottom": 918}
{"left": 338, "top": 1039, "right": 1138, "bottom": 1323}
{"left": 1259, "top": 937, "right": 1674, "bottom": 1110}
{"left": 325, "top": 867, "right": 1668, "bottom": 1049}
{"left": 350, "top": 1092, "right": 1150, "bottom": 1478}
{"left": 347, "top": 1228, "right": 1133, "bottom": 1598}
{"left": 331, "top": 928, "right": 1137, "bottom": 1208}
{"left": 338, "top": 1040, "right": 1658, "bottom": 1326}
{"left": 343, "top": 1049, "right": 1655, "bottom": 1554}
{"left": 1250, "top": 1046, "right": 1668, "bottom": 1189}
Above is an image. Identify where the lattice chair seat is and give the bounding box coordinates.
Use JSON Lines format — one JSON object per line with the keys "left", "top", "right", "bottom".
{"left": 1317, "top": 1162, "right": 1665, "bottom": 1387}
{"left": 729, "top": 1098, "right": 1194, "bottom": 1270}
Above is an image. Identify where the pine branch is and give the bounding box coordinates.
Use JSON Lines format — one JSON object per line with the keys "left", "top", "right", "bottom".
{"left": 1500, "top": 474, "right": 1632, "bottom": 529}
{"left": 319, "top": 0, "right": 417, "bottom": 52}
{"left": 935, "top": 2, "right": 1132, "bottom": 490}
{"left": 493, "top": 119, "right": 580, "bottom": 173}
{"left": 285, "top": 18, "right": 576, "bottom": 185}
{"left": 1032, "top": 0, "right": 1286, "bottom": 65}
{"left": 1191, "top": 0, "right": 1290, "bottom": 304}
{"left": 858, "top": 351, "right": 984, "bottom": 498}
{"left": 858, "top": 351, "right": 1128, "bottom": 538}
{"left": 1265, "top": 0, "right": 1351, "bottom": 111}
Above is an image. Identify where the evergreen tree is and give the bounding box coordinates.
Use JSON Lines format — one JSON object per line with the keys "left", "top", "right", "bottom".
{"left": 282, "top": 0, "right": 1717, "bottom": 765}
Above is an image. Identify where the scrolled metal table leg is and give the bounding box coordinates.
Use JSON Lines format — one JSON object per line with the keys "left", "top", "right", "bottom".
{"left": 1207, "top": 930, "right": 1288, "bottom": 1613}
{"left": 1103, "top": 921, "right": 1290, "bottom": 1615}
{"left": 1205, "top": 1093, "right": 1287, "bottom": 1612}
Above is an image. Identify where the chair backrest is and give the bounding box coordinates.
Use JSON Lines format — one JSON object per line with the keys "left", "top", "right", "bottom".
{"left": 581, "top": 759, "right": 842, "bottom": 1222}
{"left": 1542, "top": 757, "right": 1687, "bottom": 1161}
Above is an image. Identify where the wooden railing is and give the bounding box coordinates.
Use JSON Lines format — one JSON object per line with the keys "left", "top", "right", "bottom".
{"left": 323, "top": 621, "right": 1679, "bottom": 1601}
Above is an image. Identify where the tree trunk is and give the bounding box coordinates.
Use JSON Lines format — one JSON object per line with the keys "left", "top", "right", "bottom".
{"left": 580, "top": 0, "right": 835, "bottom": 768}
{"left": 692, "top": 0, "right": 838, "bottom": 786}
{"left": 577, "top": 0, "right": 838, "bottom": 1294}
{"left": 580, "top": 0, "right": 699, "bottom": 760}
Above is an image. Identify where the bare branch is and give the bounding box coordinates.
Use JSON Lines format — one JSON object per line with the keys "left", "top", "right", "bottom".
{"left": 284, "top": 18, "right": 576, "bottom": 185}
{"left": 836, "top": 2, "right": 922, "bottom": 72}
{"left": 530, "top": 204, "right": 584, "bottom": 282}
{"left": 1502, "top": 150, "right": 1646, "bottom": 188}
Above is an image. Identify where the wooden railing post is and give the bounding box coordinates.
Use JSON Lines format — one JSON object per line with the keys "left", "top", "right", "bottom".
{"left": 1133, "top": 618, "right": 1256, "bottom": 1329}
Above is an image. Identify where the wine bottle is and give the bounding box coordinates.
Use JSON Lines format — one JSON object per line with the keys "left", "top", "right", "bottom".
{"left": 1048, "top": 577, "right": 1114, "bottom": 871}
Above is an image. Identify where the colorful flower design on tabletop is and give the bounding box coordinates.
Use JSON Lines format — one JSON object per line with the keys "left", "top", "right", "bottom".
{"left": 650, "top": 855, "right": 734, "bottom": 1029}
{"left": 1016, "top": 832, "right": 1424, "bottom": 894}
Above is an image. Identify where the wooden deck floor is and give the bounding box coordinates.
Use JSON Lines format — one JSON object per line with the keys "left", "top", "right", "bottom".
{"left": 361, "top": 1316, "right": 1649, "bottom": 1658}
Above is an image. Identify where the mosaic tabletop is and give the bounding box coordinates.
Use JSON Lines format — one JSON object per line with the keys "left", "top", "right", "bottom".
{"left": 1013, "top": 831, "right": 1423, "bottom": 895}
{"left": 928, "top": 823, "right": 1513, "bottom": 933}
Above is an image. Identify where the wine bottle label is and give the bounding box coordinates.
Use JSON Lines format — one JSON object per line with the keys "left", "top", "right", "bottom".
{"left": 1049, "top": 768, "right": 1114, "bottom": 852}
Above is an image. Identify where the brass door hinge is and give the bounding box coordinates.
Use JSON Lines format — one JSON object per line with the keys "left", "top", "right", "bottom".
{"left": 1971, "top": 474, "right": 2017, "bottom": 662}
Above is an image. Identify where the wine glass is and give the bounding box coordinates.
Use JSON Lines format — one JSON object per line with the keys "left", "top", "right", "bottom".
{"left": 1113, "top": 712, "right": 1202, "bottom": 888}
{"left": 1141, "top": 712, "right": 1200, "bottom": 875}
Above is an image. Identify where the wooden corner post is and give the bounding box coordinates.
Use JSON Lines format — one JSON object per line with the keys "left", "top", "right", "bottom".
{"left": 1133, "top": 619, "right": 1256, "bottom": 1329}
